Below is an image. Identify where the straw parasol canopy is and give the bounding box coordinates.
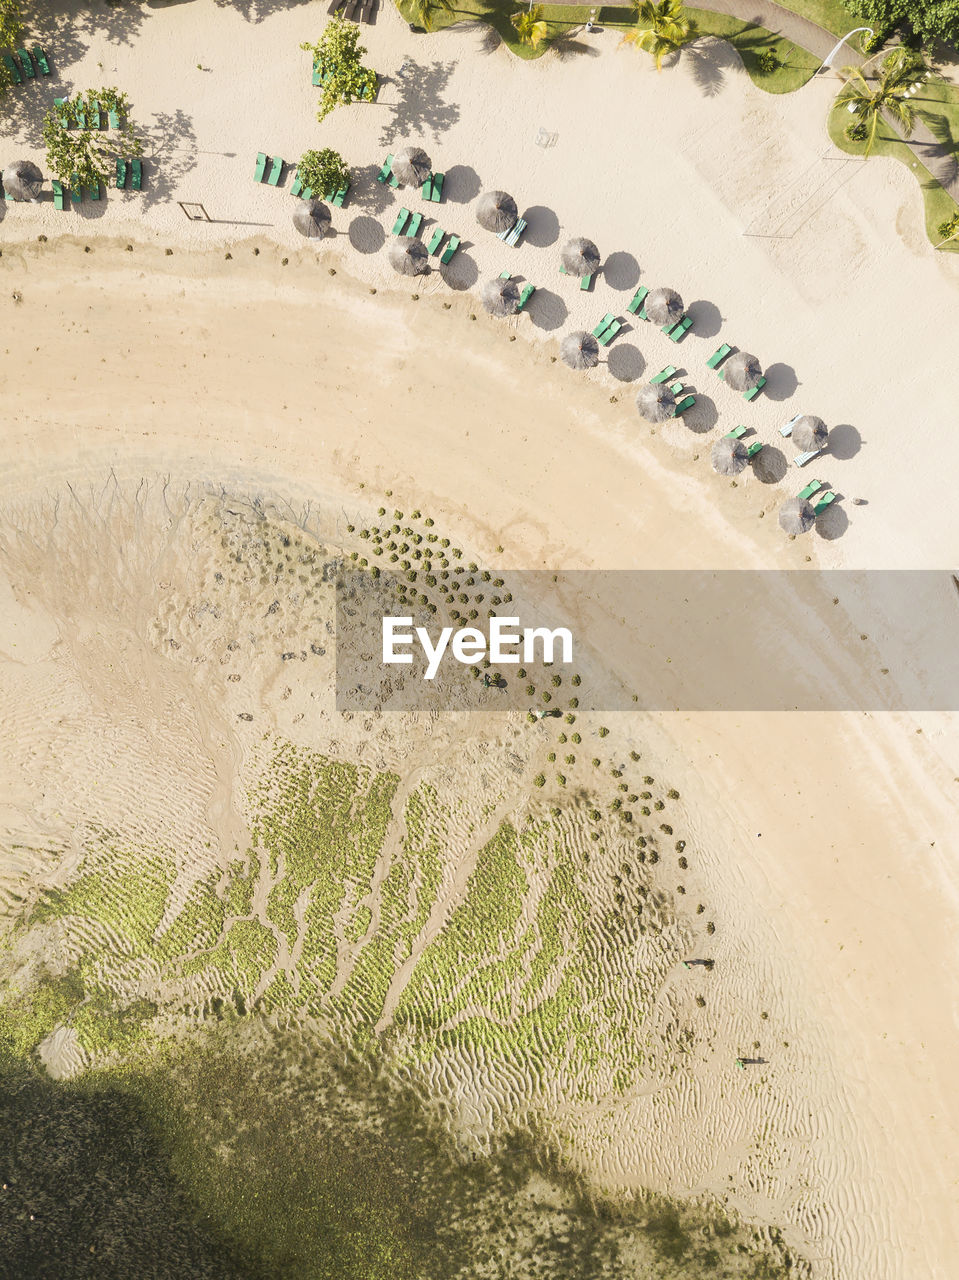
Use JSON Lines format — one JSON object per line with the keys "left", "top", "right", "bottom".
{"left": 391, "top": 145, "right": 432, "bottom": 188}
{"left": 476, "top": 190, "right": 517, "bottom": 233}
{"left": 561, "top": 237, "right": 600, "bottom": 277}
{"left": 724, "top": 351, "right": 763, "bottom": 392}
{"left": 711, "top": 436, "right": 749, "bottom": 476}
{"left": 778, "top": 497, "right": 817, "bottom": 535}
{"left": 561, "top": 330, "right": 600, "bottom": 370}
{"left": 2, "top": 160, "right": 42, "bottom": 202}
{"left": 644, "top": 287, "right": 684, "bottom": 327}
{"left": 636, "top": 381, "right": 677, "bottom": 423}
{"left": 481, "top": 276, "right": 520, "bottom": 317}
{"left": 793, "top": 415, "right": 829, "bottom": 452}
{"left": 292, "top": 198, "right": 331, "bottom": 239}
{"left": 388, "top": 235, "right": 429, "bottom": 277}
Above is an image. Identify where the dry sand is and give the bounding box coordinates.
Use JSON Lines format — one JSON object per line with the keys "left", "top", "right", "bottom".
{"left": 1, "top": 4, "right": 959, "bottom": 1279}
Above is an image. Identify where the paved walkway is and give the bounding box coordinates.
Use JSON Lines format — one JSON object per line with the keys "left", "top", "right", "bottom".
{"left": 560, "top": 0, "right": 959, "bottom": 202}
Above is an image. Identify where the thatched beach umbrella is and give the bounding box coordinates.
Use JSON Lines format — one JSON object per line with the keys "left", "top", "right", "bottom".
{"left": 481, "top": 276, "right": 520, "bottom": 317}
{"left": 778, "top": 497, "right": 817, "bottom": 535}
{"left": 561, "top": 237, "right": 600, "bottom": 277}
{"left": 636, "top": 382, "right": 677, "bottom": 423}
{"left": 476, "top": 190, "right": 517, "bottom": 233}
{"left": 644, "top": 287, "right": 684, "bottom": 327}
{"left": 292, "top": 198, "right": 331, "bottom": 239}
{"left": 561, "top": 330, "right": 600, "bottom": 370}
{"left": 388, "top": 235, "right": 429, "bottom": 277}
{"left": 711, "top": 436, "right": 749, "bottom": 476}
{"left": 793, "top": 415, "right": 829, "bottom": 452}
{"left": 391, "top": 145, "right": 432, "bottom": 188}
{"left": 724, "top": 351, "right": 763, "bottom": 393}
{"left": 2, "top": 160, "right": 42, "bottom": 202}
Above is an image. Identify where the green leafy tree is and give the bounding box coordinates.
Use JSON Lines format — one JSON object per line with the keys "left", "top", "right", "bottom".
{"left": 301, "top": 17, "right": 377, "bottom": 123}
{"left": 620, "top": 0, "right": 697, "bottom": 70}
{"left": 297, "top": 147, "right": 350, "bottom": 199}
{"left": 841, "top": 0, "right": 959, "bottom": 51}
{"left": 407, "top": 0, "right": 454, "bottom": 32}
{"left": 511, "top": 5, "right": 548, "bottom": 47}
{"left": 41, "top": 89, "right": 143, "bottom": 187}
{"left": 835, "top": 47, "right": 921, "bottom": 156}
{"left": 0, "top": 0, "right": 23, "bottom": 92}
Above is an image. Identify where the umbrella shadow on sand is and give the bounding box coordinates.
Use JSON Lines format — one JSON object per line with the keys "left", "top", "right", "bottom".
{"left": 348, "top": 216, "right": 386, "bottom": 254}
{"left": 816, "top": 503, "right": 849, "bottom": 541}
{"left": 602, "top": 251, "right": 640, "bottom": 292}
{"left": 685, "top": 299, "right": 722, "bottom": 340}
{"left": 751, "top": 445, "right": 789, "bottom": 484}
{"left": 678, "top": 395, "right": 718, "bottom": 434}
{"left": 441, "top": 164, "right": 481, "bottom": 204}
{"left": 827, "top": 424, "right": 862, "bottom": 460}
{"left": 439, "top": 252, "right": 479, "bottom": 291}
{"left": 526, "top": 289, "right": 567, "bottom": 332}
{"left": 520, "top": 206, "right": 560, "bottom": 250}
{"left": 763, "top": 361, "right": 798, "bottom": 401}
{"left": 606, "top": 344, "right": 645, "bottom": 382}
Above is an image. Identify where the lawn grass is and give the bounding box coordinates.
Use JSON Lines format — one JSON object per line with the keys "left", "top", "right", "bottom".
{"left": 826, "top": 99, "right": 959, "bottom": 249}
{"left": 776, "top": 0, "right": 856, "bottom": 37}
{"left": 397, "top": 0, "right": 820, "bottom": 90}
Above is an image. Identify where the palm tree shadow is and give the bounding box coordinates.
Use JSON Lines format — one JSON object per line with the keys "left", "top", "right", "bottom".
{"left": 548, "top": 31, "right": 602, "bottom": 61}
{"left": 914, "top": 109, "right": 959, "bottom": 186}
{"left": 685, "top": 37, "right": 740, "bottom": 98}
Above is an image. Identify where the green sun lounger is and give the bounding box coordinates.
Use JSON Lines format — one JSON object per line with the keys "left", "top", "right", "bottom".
{"left": 377, "top": 154, "right": 393, "bottom": 184}
{"left": 17, "top": 48, "right": 34, "bottom": 78}
{"left": 254, "top": 152, "right": 267, "bottom": 182}
{"left": 33, "top": 45, "right": 50, "bottom": 75}
{"left": 51, "top": 179, "right": 65, "bottom": 210}
{"left": 3, "top": 54, "right": 21, "bottom": 85}
{"left": 330, "top": 182, "right": 349, "bottom": 207}
{"left": 673, "top": 394, "right": 696, "bottom": 416}
{"left": 130, "top": 158, "right": 142, "bottom": 190}
{"left": 70, "top": 174, "right": 81, "bottom": 204}
{"left": 290, "top": 171, "right": 302, "bottom": 197}
{"left": 725, "top": 425, "right": 746, "bottom": 439}
{"left": 597, "top": 320, "right": 621, "bottom": 348}
{"left": 267, "top": 156, "right": 283, "bottom": 186}
{"left": 518, "top": 284, "right": 535, "bottom": 311}
{"left": 440, "top": 234, "right": 460, "bottom": 265}
{"left": 405, "top": 211, "right": 423, "bottom": 237}
{"left": 707, "top": 343, "right": 731, "bottom": 369}
{"left": 422, "top": 173, "right": 444, "bottom": 202}
{"left": 300, "top": 186, "right": 313, "bottom": 200}
{"left": 780, "top": 413, "right": 800, "bottom": 437}
{"left": 650, "top": 365, "right": 677, "bottom": 385}
{"left": 591, "top": 313, "right": 615, "bottom": 339}
{"left": 668, "top": 381, "right": 684, "bottom": 397}
{"left": 668, "top": 315, "right": 693, "bottom": 342}
{"left": 76, "top": 102, "right": 87, "bottom": 128}
{"left": 392, "top": 207, "right": 410, "bottom": 235}
{"left": 746, "top": 441, "right": 764, "bottom": 459}
{"left": 744, "top": 376, "right": 767, "bottom": 402}
{"left": 499, "top": 270, "right": 511, "bottom": 280}
{"left": 427, "top": 227, "right": 445, "bottom": 255}
{"left": 89, "top": 178, "right": 100, "bottom": 201}
{"left": 814, "top": 491, "right": 837, "bottom": 515}
{"left": 89, "top": 100, "right": 101, "bottom": 128}
{"left": 797, "top": 480, "right": 822, "bottom": 501}
{"left": 312, "top": 60, "right": 323, "bottom": 86}
{"left": 116, "top": 158, "right": 128, "bottom": 188}
{"left": 627, "top": 286, "right": 648, "bottom": 316}
{"left": 109, "top": 107, "right": 121, "bottom": 129}
{"left": 54, "top": 97, "right": 69, "bottom": 126}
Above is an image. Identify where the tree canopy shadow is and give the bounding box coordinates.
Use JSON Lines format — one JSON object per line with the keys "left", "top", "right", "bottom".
{"left": 347, "top": 163, "right": 396, "bottom": 215}
{"left": 380, "top": 60, "right": 459, "bottom": 144}
{"left": 139, "top": 108, "right": 197, "bottom": 209}
{"left": 212, "top": 0, "right": 313, "bottom": 23}
{"left": 548, "top": 31, "right": 602, "bottom": 62}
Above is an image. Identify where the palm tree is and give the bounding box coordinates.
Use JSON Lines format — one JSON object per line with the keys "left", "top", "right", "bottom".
{"left": 407, "top": 0, "right": 454, "bottom": 32}
{"left": 620, "top": 0, "right": 696, "bottom": 71}
{"left": 836, "top": 47, "right": 921, "bottom": 157}
{"left": 511, "top": 4, "right": 548, "bottom": 48}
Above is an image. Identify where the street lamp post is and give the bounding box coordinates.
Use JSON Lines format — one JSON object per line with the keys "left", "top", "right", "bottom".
{"left": 816, "top": 27, "right": 873, "bottom": 74}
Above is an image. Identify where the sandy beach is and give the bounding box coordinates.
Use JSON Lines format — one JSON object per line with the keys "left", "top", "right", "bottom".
{"left": 1, "top": 4, "right": 959, "bottom": 1278}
